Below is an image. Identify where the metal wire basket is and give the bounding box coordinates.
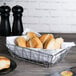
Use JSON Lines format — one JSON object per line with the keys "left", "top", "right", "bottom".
{"left": 6, "top": 44, "right": 71, "bottom": 67}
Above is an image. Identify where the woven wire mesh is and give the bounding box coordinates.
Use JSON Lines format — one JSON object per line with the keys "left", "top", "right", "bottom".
{"left": 6, "top": 44, "right": 70, "bottom": 67}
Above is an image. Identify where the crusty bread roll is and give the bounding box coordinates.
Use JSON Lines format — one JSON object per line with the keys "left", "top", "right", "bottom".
{"left": 15, "top": 37, "right": 26, "bottom": 48}
{"left": 39, "top": 34, "right": 54, "bottom": 44}
{"left": 14, "top": 33, "right": 64, "bottom": 50}
{"left": 0, "top": 56, "right": 10, "bottom": 70}
{"left": 44, "top": 38, "right": 56, "bottom": 50}
{"left": 44, "top": 37, "right": 64, "bottom": 50}
{"left": 61, "top": 71, "right": 73, "bottom": 76}
{"left": 27, "top": 32, "right": 38, "bottom": 39}
{"left": 26, "top": 37, "right": 43, "bottom": 48}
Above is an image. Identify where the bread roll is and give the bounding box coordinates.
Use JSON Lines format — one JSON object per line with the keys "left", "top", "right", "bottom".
{"left": 44, "top": 37, "right": 64, "bottom": 50}
{"left": 26, "top": 37, "right": 43, "bottom": 48}
{"left": 55, "top": 37, "right": 64, "bottom": 45}
{"left": 39, "top": 34, "right": 54, "bottom": 44}
{"left": 44, "top": 38, "right": 56, "bottom": 50}
{"left": 54, "top": 37, "right": 64, "bottom": 49}
{"left": 61, "top": 71, "right": 73, "bottom": 76}
{"left": 15, "top": 36, "right": 26, "bottom": 48}
{"left": 27, "top": 32, "right": 38, "bottom": 39}
{"left": 0, "top": 56, "right": 10, "bottom": 70}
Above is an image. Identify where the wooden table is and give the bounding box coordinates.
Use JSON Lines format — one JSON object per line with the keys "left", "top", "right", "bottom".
{"left": 0, "top": 34, "right": 76, "bottom": 76}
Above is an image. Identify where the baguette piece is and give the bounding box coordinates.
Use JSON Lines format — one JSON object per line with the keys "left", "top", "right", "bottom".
{"left": 26, "top": 37, "right": 43, "bottom": 48}
{"left": 0, "top": 56, "right": 10, "bottom": 70}
{"left": 15, "top": 36, "right": 26, "bottom": 48}
{"left": 39, "top": 34, "right": 54, "bottom": 44}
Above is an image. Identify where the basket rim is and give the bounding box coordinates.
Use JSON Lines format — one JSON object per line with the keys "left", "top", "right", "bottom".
{"left": 6, "top": 43, "right": 69, "bottom": 57}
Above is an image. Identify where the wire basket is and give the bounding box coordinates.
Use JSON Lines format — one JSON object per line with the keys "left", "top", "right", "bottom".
{"left": 6, "top": 44, "right": 71, "bottom": 67}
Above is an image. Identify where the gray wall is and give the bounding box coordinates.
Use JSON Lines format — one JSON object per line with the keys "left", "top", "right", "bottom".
{"left": 0, "top": 0, "right": 76, "bottom": 33}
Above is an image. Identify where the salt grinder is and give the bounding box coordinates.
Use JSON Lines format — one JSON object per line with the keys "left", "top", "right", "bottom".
{"left": 0, "top": 4, "right": 11, "bottom": 36}
{"left": 12, "top": 5, "right": 23, "bottom": 36}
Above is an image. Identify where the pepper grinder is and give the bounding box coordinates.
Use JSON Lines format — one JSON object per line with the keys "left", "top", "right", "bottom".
{"left": 0, "top": 3, "right": 11, "bottom": 36}
{"left": 12, "top": 5, "right": 23, "bottom": 36}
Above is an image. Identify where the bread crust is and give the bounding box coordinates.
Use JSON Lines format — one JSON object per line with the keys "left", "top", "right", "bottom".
{"left": 26, "top": 37, "right": 43, "bottom": 48}
{"left": 39, "top": 34, "right": 54, "bottom": 44}
{"left": 27, "top": 32, "right": 38, "bottom": 39}
{"left": 15, "top": 37, "right": 26, "bottom": 48}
